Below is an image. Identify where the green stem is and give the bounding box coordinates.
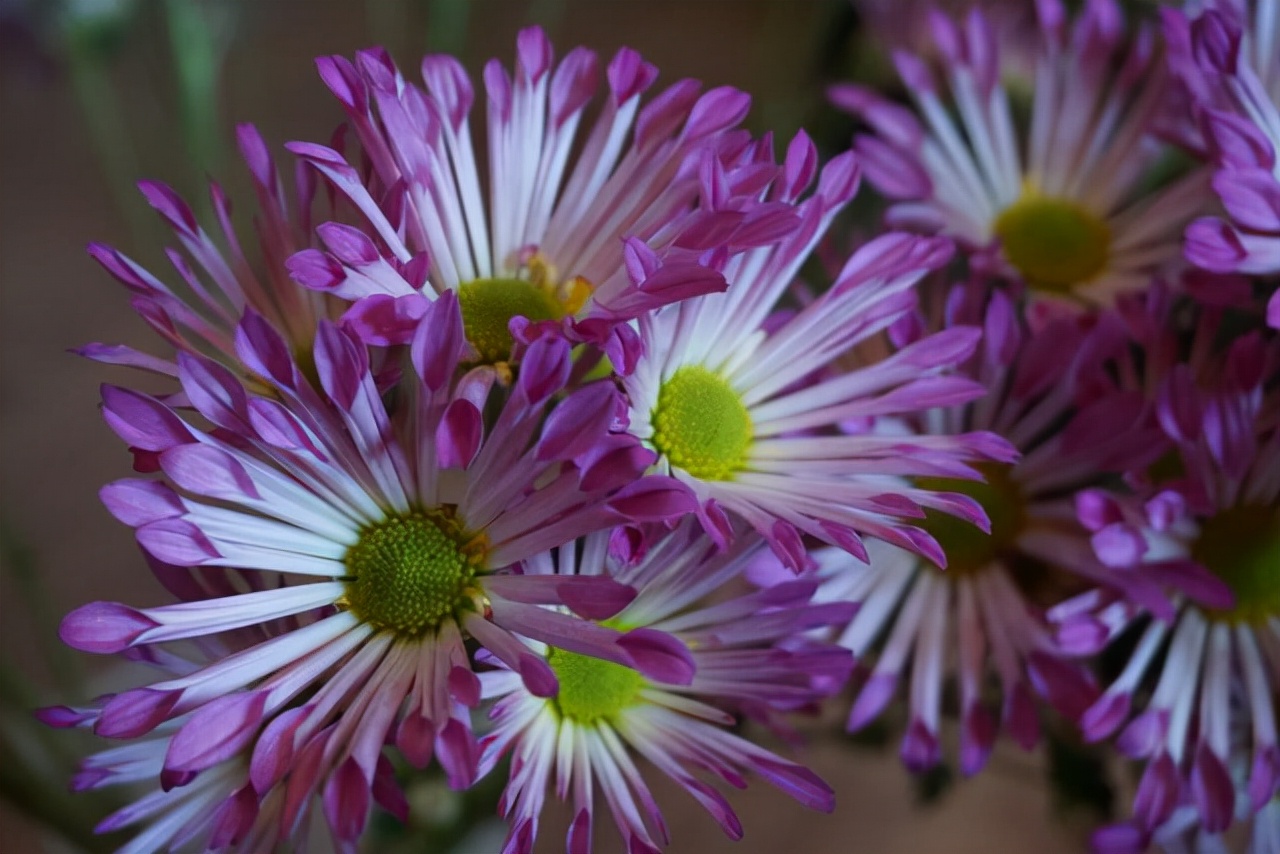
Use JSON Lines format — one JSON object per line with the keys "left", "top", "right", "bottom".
{"left": 65, "top": 40, "right": 152, "bottom": 251}
{"left": 163, "top": 0, "right": 226, "bottom": 218}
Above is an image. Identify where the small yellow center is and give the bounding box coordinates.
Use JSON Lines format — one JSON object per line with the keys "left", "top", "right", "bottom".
{"left": 547, "top": 648, "right": 645, "bottom": 724}
{"left": 341, "top": 507, "right": 487, "bottom": 637}
{"left": 992, "top": 194, "right": 1111, "bottom": 293}
{"left": 650, "top": 366, "right": 753, "bottom": 481}
{"left": 916, "top": 464, "right": 1026, "bottom": 574}
{"left": 1193, "top": 504, "right": 1280, "bottom": 625}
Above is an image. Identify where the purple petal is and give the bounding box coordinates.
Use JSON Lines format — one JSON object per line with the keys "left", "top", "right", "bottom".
{"left": 617, "top": 628, "right": 695, "bottom": 685}
{"left": 165, "top": 692, "right": 269, "bottom": 773}
{"left": 324, "top": 756, "right": 371, "bottom": 841}
{"left": 99, "top": 479, "right": 184, "bottom": 527}
{"left": 847, "top": 672, "right": 897, "bottom": 731}
{"left": 101, "top": 385, "right": 191, "bottom": 452}
{"left": 96, "top": 688, "right": 179, "bottom": 738}
{"left": 60, "top": 602, "right": 158, "bottom": 653}
{"left": 1191, "top": 743, "right": 1235, "bottom": 833}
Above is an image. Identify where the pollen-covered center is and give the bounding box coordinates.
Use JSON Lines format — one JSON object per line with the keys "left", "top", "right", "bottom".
{"left": 547, "top": 648, "right": 645, "bottom": 724}
{"left": 650, "top": 366, "right": 753, "bottom": 481}
{"left": 1193, "top": 504, "right": 1280, "bottom": 624}
{"left": 993, "top": 195, "right": 1111, "bottom": 293}
{"left": 457, "top": 278, "right": 565, "bottom": 363}
{"left": 342, "top": 507, "right": 486, "bottom": 637}
{"left": 916, "top": 464, "right": 1026, "bottom": 575}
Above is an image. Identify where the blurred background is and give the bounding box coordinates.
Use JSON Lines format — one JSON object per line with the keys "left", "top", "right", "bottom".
{"left": 0, "top": 0, "right": 1111, "bottom": 850}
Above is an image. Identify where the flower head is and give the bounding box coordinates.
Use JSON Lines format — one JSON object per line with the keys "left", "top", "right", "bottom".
{"left": 834, "top": 0, "right": 1209, "bottom": 306}
{"left": 1178, "top": 0, "right": 1280, "bottom": 327}
{"left": 56, "top": 295, "right": 680, "bottom": 844}
{"left": 479, "top": 521, "right": 853, "bottom": 853}
{"left": 285, "top": 27, "right": 788, "bottom": 362}
{"left": 1053, "top": 322, "right": 1280, "bottom": 839}
{"left": 81, "top": 124, "right": 333, "bottom": 378}
{"left": 619, "top": 133, "right": 1014, "bottom": 570}
{"left": 764, "top": 280, "right": 1158, "bottom": 774}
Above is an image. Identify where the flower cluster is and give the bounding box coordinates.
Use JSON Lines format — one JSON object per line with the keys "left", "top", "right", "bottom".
{"left": 46, "top": 2, "right": 1280, "bottom": 852}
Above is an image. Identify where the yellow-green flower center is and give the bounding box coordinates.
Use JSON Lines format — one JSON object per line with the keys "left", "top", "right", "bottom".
{"left": 1193, "top": 504, "right": 1280, "bottom": 625}
{"left": 992, "top": 194, "right": 1111, "bottom": 294}
{"left": 342, "top": 507, "right": 486, "bottom": 637}
{"left": 916, "top": 464, "right": 1026, "bottom": 575}
{"left": 547, "top": 648, "right": 645, "bottom": 724}
{"left": 650, "top": 366, "right": 753, "bottom": 481}
{"left": 457, "top": 277, "right": 565, "bottom": 363}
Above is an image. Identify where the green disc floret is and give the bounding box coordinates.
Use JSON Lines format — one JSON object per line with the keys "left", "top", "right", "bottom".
{"left": 1193, "top": 503, "right": 1280, "bottom": 625}
{"left": 342, "top": 507, "right": 484, "bottom": 637}
{"left": 457, "top": 277, "right": 565, "bottom": 364}
{"left": 547, "top": 647, "right": 645, "bottom": 724}
{"left": 650, "top": 366, "right": 753, "bottom": 481}
{"left": 916, "top": 464, "right": 1025, "bottom": 575}
{"left": 993, "top": 194, "right": 1111, "bottom": 293}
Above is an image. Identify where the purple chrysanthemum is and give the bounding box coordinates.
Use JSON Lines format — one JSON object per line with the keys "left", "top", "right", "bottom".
{"left": 477, "top": 521, "right": 852, "bottom": 853}
{"left": 1053, "top": 325, "right": 1280, "bottom": 840}
{"left": 56, "top": 295, "right": 694, "bottom": 844}
{"left": 284, "top": 26, "right": 789, "bottom": 361}
{"left": 760, "top": 280, "right": 1162, "bottom": 775}
{"left": 833, "top": 0, "right": 1209, "bottom": 305}
{"left": 618, "top": 133, "right": 1014, "bottom": 571}
{"left": 1179, "top": 1, "right": 1280, "bottom": 327}
{"left": 1090, "top": 704, "right": 1280, "bottom": 853}
{"left": 41, "top": 589, "right": 339, "bottom": 854}
{"left": 81, "top": 124, "right": 333, "bottom": 377}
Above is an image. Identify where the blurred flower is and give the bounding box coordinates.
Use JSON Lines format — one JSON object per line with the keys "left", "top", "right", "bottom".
{"left": 479, "top": 522, "right": 852, "bottom": 852}
{"left": 1053, "top": 324, "right": 1280, "bottom": 841}
{"left": 80, "top": 125, "right": 333, "bottom": 378}
{"left": 785, "top": 280, "right": 1157, "bottom": 775}
{"left": 1180, "top": 1, "right": 1280, "bottom": 327}
{"left": 54, "top": 298, "right": 682, "bottom": 846}
{"left": 619, "top": 134, "right": 1014, "bottom": 571}
{"left": 285, "top": 26, "right": 779, "bottom": 362}
{"left": 833, "top": 0, "right": 1209, "bottom": 306}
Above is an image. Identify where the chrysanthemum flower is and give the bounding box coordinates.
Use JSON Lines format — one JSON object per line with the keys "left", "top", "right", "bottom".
{"left": 833, "top": 0, "right": 1209, "bottom": 306}
{"left": 1052, "top": 328, "right": 1280, "bottom": 839}
{"left": 767, "top": 281, "right": 1161, "bottom": 775}
{"left": 1179, "top": 1, "right": 1280, "bottom": 326}
{"left": 40, "top": 594, "right": 342, "bottom": 854}
{"left": 56, "top": 295, "right": 689, "bottom": 844}
{"left": 618, "top": 133, "right": 1014, "bottom": 570}
{"left": 1092, "top": 732, "right": 1280, "bottom": 854}
{"left": 284, "top": 26, "right": 787, "bottom": 363}
{"left": 478, "top": 521, "right": 853, "bottom": 853}
{"left": 81, "top": 124, "right": 333, "bottom": 377}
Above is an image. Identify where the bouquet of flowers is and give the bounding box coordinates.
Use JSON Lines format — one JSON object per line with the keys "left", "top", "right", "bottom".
{"left": 17, "top": 0, "right": 1280, "bottom": 851}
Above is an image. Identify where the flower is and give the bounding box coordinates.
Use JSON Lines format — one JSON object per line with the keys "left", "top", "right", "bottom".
{"left": 1178, "top": 1, "right": 1280, "bottom": 326}
{"left": 1089, "top": 701, "right": 1280, "bottom": 853}
{"left": 80, "top": 124, "right": 332, "bottom": 377}
{"left": 55, "top": 295, "right": 687, "bottom": 844}
{"left": 39, "top": 589, "right": 340, "bottom": 854}
{"left": 832, "top": 0, "right": 1209, "bottom": 306}
{"left": 618, "top": 132, "right": 1015, "bottom": 570}
{"left": 478, "top": 521, "right": 853, "bottom": 853}
{"left": 285, "top": 26, "right": 787, "bottom": 361}
{"left": 1052, "top": 325, "right": 1280, "bottom": 839}
{"left": 770, "top": 280, "right": 1161, "bottom": 775}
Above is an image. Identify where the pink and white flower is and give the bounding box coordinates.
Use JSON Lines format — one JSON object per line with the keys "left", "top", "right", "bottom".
{"left": 56, "top": 295, "right": 685, "bottom": 845}
{"left": 478, "top": 521, "right": 852, "bottom": 853}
